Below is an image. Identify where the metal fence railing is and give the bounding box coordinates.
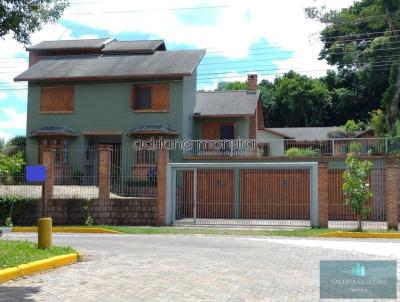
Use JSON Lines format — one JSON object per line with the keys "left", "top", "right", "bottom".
{"left": 0, "top": 144, "right": 158, "bottom": 200}
{"left": 327, "top": 159, "right": 387, "bottom": 230}
{"left": 52, "top": 145, "right": 99, "bottom": 199}
{"left": 110, "top": 146, "right": 157, "bottom": 198}
{"left": 182, "top": 137, "right": 400, "bottom": 158}
{"left": 172, "top": 163, "right": 318, "bottom": 227}
{"left": 0, "top": 145, "right": 42, "bottom": 199}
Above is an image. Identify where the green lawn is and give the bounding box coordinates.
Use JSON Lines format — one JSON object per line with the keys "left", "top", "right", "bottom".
{"left": 97, "top": 225, "right": 337, "bottom": 237}
{"left": 0, "top": 240, "right": 76, "bottom": 270}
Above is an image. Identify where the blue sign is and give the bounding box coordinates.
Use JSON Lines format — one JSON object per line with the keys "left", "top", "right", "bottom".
{"left": 26, "top": 165, "right": 46, "bottom": 182}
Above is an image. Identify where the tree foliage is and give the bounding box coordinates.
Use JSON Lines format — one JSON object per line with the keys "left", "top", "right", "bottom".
{"left": 369, "top": 109, "right": 387, "bottom": 135}
{"left": 0, "top": 152, "right": 24, "bottom": 184}
{"left": 0, "top": 0, "right": 68, "bottom": 44}
{"left": 216, "top": 81, "right": 248, "bottom": 91}
{"left": 306, "top": 0, "right": 400, "bottom": 133}
{"left": 343, "top": 153, "right": 372, "bottom": 231}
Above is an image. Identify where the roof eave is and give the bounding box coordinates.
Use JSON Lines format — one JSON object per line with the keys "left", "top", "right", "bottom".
{"left": 14, "top": 73, "right": 190, "bottom": 82}
{"left": 127, "top": 131, "right": 179, "bottom": 137}
{"left": 187, "top": 49, "right": 206, "bottom": 75}
{"left": 29, "top": 132, "right": 79, "bottom": 138}
{"left": 262, "top": 128, "right": 293, "bottom": 139}
{"left": 193, "top": 114, "right": 249, "bottom": 119}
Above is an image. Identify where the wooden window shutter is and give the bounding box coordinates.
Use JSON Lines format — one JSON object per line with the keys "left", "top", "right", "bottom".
{"left": 41, "top": 87, "right": 74, "bottom": 112}
{"left": 151, "top": 83, "right": 169, "bottom": 111}
{"left": 202, "top": 123, "right": 220, "bottom": 139}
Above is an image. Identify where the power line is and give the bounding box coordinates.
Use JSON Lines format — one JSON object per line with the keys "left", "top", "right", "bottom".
{"left": 1, "top": 28, "right": 399, "bottom": 60}
{"left": 0, "top": 63, "right": 395, "bottom": 92}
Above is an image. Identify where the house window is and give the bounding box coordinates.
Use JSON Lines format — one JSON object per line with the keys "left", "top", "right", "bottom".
{"left": 134, "top": 149, "right": 157, "bottom": 164}
{"left": 131, "top": 83, "right": 169, "bottom": 111}
{"left": 220, "top": 125, "right": 235, "bottom": 140}
{"left": 134, "top": 87, "right": 152, "bottom": 110}
{"left": 202, "top": 123, "right": 235, "bottom": 140}
{"left": 41, "top": 87, "right": 74, "bottom": 113}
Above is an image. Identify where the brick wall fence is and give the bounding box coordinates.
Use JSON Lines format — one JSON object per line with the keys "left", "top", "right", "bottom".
{"left": 13, "top": 198, "right": 157, "bottom": 226}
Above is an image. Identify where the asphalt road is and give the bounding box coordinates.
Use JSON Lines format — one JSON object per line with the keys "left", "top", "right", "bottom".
{"left": 1, "top": 233, "right": 400, "bottom": 302}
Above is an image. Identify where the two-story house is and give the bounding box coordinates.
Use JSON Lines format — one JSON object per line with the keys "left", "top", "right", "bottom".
{"left": 15, "top": 38, "right": 263, "bottom": 184}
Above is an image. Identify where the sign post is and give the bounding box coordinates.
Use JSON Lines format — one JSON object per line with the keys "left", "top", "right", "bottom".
{"left": 26, "top": 165, "right": 52, "bottom": 249}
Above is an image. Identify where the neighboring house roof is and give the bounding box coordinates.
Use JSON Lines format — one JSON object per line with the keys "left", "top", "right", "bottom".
{"left": 128, "top": 124, "right": 179, "bottom": 136}
{"left": 327, "top": 129, "right": 374, "bottom": 138}
{"left": 15, "top": 50, "right": 205, "bottom": 81}
{"left": 260, "top": 128, "right": 292, "bottom": 139}
{"left": 265, "top": 127, "right": 339, "bottom": 140}
{"left": 194, "top": 90, "right": 260, "bottom": 117}
{"left": 29, "top": 126, "right": 79, "bottom": 137}
{"left": 263, "top": 127, "right": 374, "bottom": 140}
{"left": 101, "top": 40, "right": 166, "bottom": 54}
{"left": 26, "top": 38, "right": 110, "bottom": 51}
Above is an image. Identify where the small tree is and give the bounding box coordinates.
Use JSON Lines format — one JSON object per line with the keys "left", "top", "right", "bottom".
{"left": 342, "top": 153, "right": 372, "bottom": 231}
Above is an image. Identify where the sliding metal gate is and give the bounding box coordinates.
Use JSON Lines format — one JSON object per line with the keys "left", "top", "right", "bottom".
{"left": 166, "top": 163, "right": 319, "bottom": 227}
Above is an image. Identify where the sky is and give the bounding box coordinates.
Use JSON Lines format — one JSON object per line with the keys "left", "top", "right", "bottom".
{"left": 0, "top": 0, "right": 356, "bottom": 140}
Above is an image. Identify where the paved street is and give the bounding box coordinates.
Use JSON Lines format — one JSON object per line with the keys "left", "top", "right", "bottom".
{"left": 1, "top": 233, "right": 400, "bottom": 302}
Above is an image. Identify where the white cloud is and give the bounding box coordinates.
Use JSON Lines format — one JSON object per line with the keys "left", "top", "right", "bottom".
{"left": 0, "top": 91, "right": 6, "bottom": 101}
{"left": 0, "top": 0, "right": 357, "bottom": 123}
{"left": 0, "top": 131, "right": 14, "bottom": 142}
{"left": 0, "top": 108, "right": 26, "bottom": 142}
{"left": 0, "top": 108, "right": 27, "bottom": 130}
{"left": 60, "top": 0, "right": 355, "bottom": 77}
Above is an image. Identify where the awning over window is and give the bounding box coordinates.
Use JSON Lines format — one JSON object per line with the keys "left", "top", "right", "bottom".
{"left": 29, "top": 126, "right": 80, "bottom": 137}
{"left": 128, "top": 124, "right": 179, "bottom": 136}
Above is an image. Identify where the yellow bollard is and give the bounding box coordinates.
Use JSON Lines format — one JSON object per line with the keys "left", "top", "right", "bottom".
{"left": 38, "top": 218, "right": 52, "bottom": 249}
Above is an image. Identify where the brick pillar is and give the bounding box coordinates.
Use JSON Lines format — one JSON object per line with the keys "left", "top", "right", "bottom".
{"left": 156, "top": 149, "right": 169, "bottom": 226}
{"left": 98, "top": 144, "right": 112, "bottom": 200}
{"left": 41, "top": 147, "right": 55, "bottom": 216}
{"left": 385, "top": 159, "right": 399, "bottom": 230}
{"left": 318, "top": 162, "right": 329, "bottom": 228}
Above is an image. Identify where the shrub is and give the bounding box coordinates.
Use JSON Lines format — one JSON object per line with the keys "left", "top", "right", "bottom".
{"left": 369, "top": 109, "right": 387, "bottom": 137}
{"left": 0, "top": 197, "right": 35, "bottom": 226}
{"left": 348, "top": 142, "right": 362, "bottom": 154}
{"left": 342, "top": 119, "right": 366, "bottom": 132}
{"left": 285, "top": 147, "right": 320, "bottom": 157}
{"left": 83, "top": 198, "right": 95, "bottom": 226}
{"left": 0, "top": 151, "right": 25, "bottom": 184}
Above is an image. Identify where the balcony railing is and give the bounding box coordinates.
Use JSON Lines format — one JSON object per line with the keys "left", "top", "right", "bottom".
{"left": 182, "top": 137, "right": 400, "bottom": 158}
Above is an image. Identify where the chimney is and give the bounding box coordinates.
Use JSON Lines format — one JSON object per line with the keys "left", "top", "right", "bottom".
{"left": 247, "top": 74, "right": 257, "bottom": 94}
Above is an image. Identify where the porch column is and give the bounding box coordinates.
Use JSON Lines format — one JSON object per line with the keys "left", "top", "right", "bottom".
{"left": 385, "top": 159, "right": 399, "bottom": 230}
{"left": 156, "top": 149, "right": 169, "bottom": 225}
{"left": 41, "top": 147, "right": 55, "bottom": 216}
{"left": 98, "top": 144, "right": 112, "bottom": 200}
{"left": 318, "top": 162, "right": 329, "bottom": 228}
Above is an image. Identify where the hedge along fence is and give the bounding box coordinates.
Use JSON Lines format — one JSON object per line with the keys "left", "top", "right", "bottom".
{"left": 0, "top": 197, "right": 37, "bottom": 226}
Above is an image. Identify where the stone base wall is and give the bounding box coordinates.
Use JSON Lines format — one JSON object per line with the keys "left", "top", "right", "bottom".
{"left": 14, "top": 198, "right": 157, "bottom": 226}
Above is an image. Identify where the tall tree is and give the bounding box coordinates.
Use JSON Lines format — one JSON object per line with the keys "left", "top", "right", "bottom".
{"left": 306, "top": 0, "right": 400, "bottom": 132}
{"left": 272, "top": 71, "right": 331, "bottom": 127}
{"left": 0, "top": 0, "right": 68, "bottom": 44}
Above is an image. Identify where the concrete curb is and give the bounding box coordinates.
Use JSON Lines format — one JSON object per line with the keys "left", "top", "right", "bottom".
{"left": 12, "top": 227, "right": 122, "bottom": 234}
{"left": 316, "top": 231, "right": 400, "bottom": 239}
{"left": 0, "top": 253, "right": 79, "bottom": 284}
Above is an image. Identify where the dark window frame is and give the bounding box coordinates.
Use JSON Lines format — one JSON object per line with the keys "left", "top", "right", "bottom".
{"left": 133, "top": 86, "right": 152, "bottom": 110}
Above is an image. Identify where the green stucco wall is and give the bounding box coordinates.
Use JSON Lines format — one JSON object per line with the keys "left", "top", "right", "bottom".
{"left": 25, "top": 75, "right": 197, "bottom": 165}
